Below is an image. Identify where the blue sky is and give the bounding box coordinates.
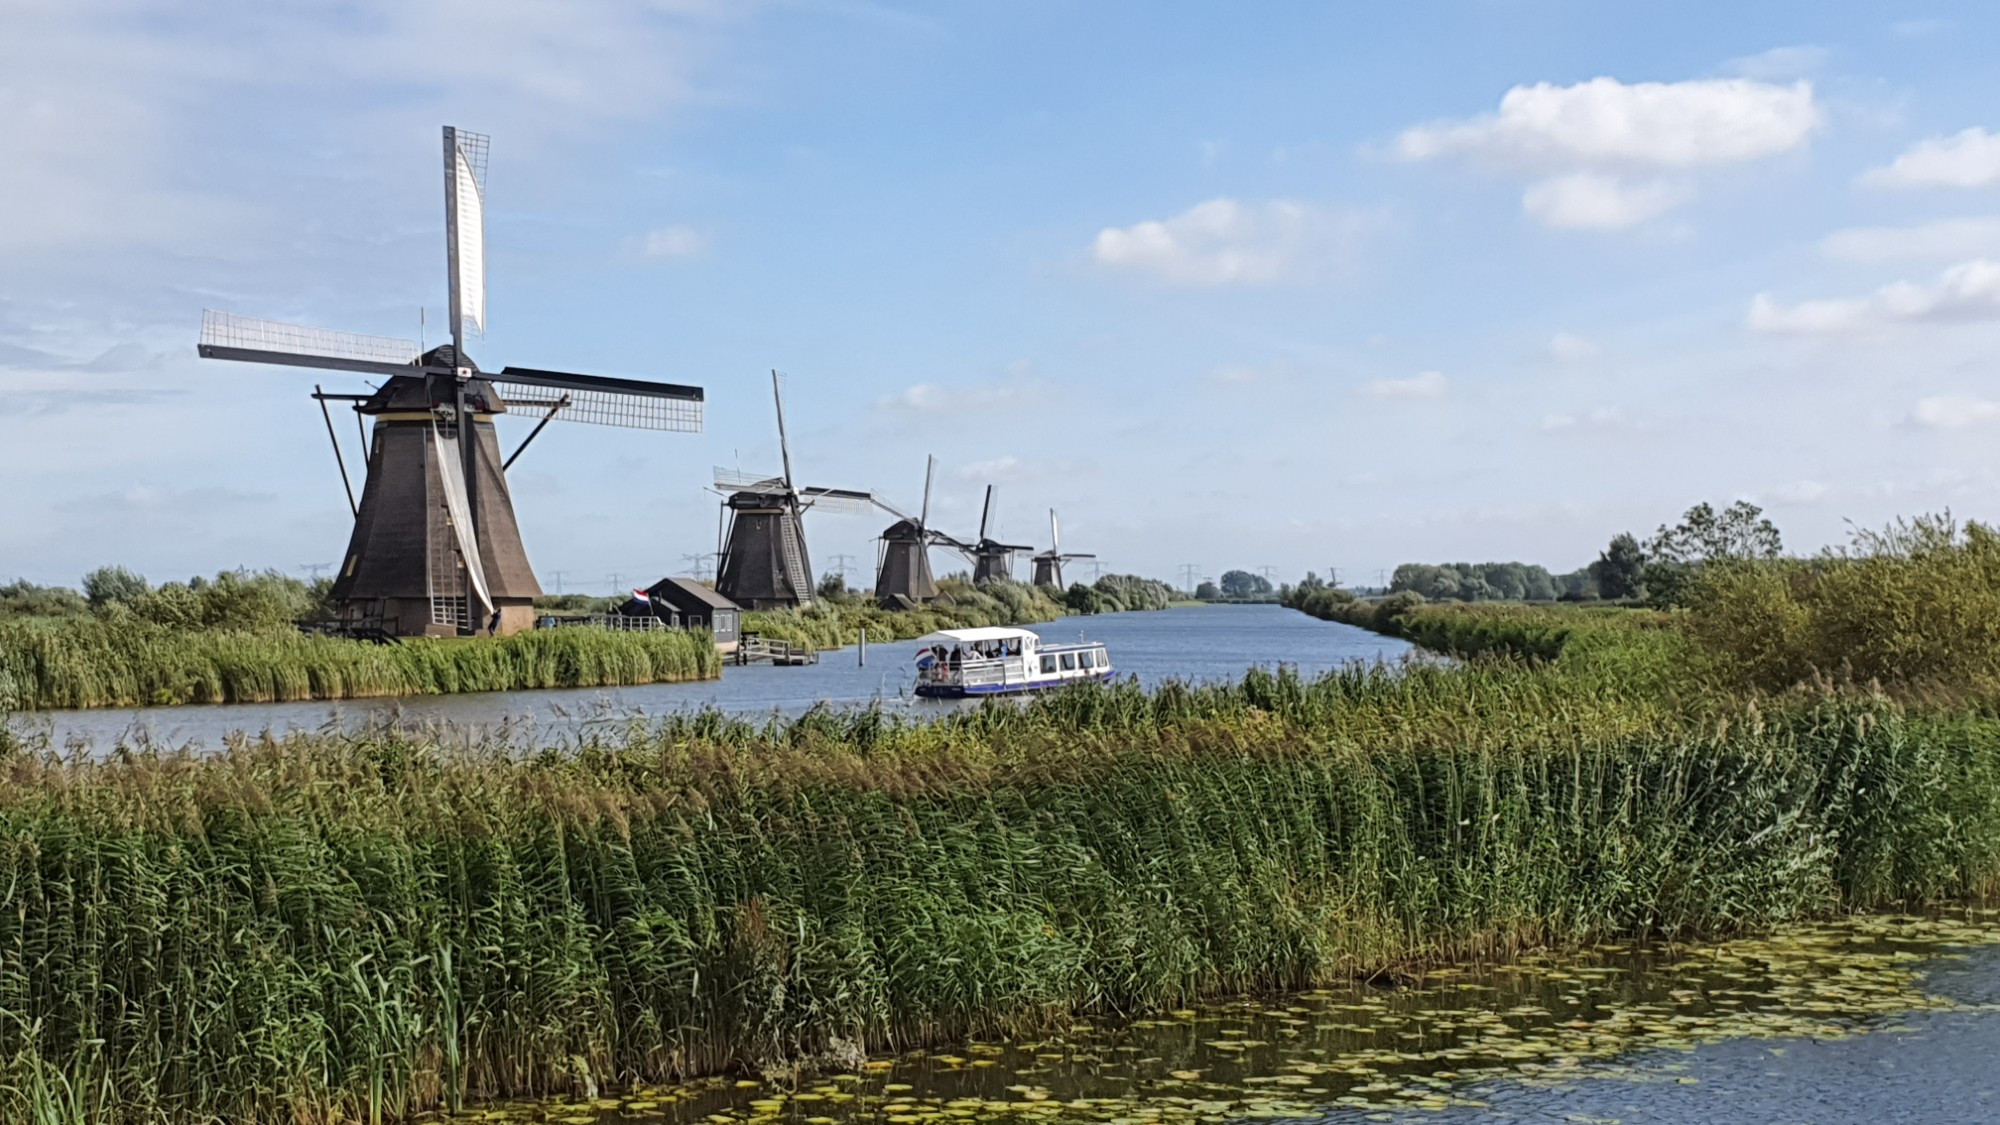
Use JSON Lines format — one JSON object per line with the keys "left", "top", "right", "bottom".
{"left": 6, "top": 1, "right": 2000, "bottom": 592}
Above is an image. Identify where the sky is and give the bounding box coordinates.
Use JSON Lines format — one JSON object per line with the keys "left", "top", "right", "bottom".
{"left": 6, "top": 1, "right": 2000, "bottom": 594}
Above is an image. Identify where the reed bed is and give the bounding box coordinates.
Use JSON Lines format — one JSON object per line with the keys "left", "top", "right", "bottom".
{"left": 0, "top": 619, "right": 720, "bottom": 711}
{"left": 3, "top": 666, "right": 1997, "bottom": 1122}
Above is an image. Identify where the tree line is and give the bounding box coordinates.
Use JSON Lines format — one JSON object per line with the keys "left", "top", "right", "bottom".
{"left": 1296, "top": 500, "right": 1786, "bottom": 608}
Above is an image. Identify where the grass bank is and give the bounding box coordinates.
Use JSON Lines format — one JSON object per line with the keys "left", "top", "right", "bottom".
{"left": 0, "top": 618, "right": 720, "bottom": 710}
{"left": 4, "top": 666, "right": 1998, "bottom": 1121}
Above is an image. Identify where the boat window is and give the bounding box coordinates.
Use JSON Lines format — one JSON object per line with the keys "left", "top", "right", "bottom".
{"left": 1093, "top": 647, "right": 1108, "bottom": 667}
{"left": 1060, "top": 652, "right": 1076, "bottom": 671}
{"left": 1078, "top": 649, "right": 1095, "bottom": 670}
{"left": 1041, "top": 655, "right": 1058, "bottom": 674}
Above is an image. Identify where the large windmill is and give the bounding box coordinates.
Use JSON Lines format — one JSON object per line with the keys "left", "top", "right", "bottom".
{"left": 968, "top": 485, "right": 1035, "bottom": 584}
{"left": 197, "top": 126, "right": 703, "bottom": 638}
{"left": 1030, "top": 509, "right": 1094, "bottom": 589}
{"left": 713, "top": 371, "right": 873, "bottom": 610}
{"left": 873, "top": 455, "right": 969, "bottom": 609}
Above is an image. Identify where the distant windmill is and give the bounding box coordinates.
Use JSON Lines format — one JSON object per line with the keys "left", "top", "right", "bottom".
{"left": 873, "top": 455, "right": 970, "bottom": 609}
{"left": 712, "top": 371, "right": 873, "bottom": 610}
{"left": 1030, "top": 509, "right": 1094, "bottom": 589}
{"left": 968, "top": 485, "right": 1035, "bottom": 584}
{"left": 196, "top": 126, "right": 703, "bottom": 637}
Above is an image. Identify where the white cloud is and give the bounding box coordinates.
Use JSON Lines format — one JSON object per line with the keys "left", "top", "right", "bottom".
{"left": 1748, "top": 259, "right": 2000, "bottom": 332}
{"left": 1522, "top": 174, "right": 1687, "bottom": 229}
{"left": 1209, "top": 361, "right": 1300, "bottom": 386}
{"left": 1395, "top": 77, "right": 1818, "bottom": 170}
{"left": 1768, "top": 480, "right": 1831, "bottom": 503}
{"left": 636, "top": 225, "right": 707, "bottom": 259}
{"left": 878, "top": 364, "right": 1047, "bottom": 415}
{"left": 1724, "top": 45, "right": 1830, "bottom": 82}
{"left": 1549, "top": 332, "right": 1601, "bottom": 361}
{"left": 0, "top": 0, "right": 739, "bottom": 256}
{"left": 1541, "top": 406, "right": 1625, "bottom": 432}
{"left": 1395, "top": 76, "right": 1815, "bottom": 231}
{"left": 1819, "top": 217, "right": 2000, "bottom": 262}
{"left": 1863, "top": 128, "right": 2000, "bottom": 189}
{"left": 1911, "top": 395, "right": 2000, "bottom": 429}
{"left": 1360, "top": 371, "right": 1447, "bottom": 400}
{"left": 1091, "top": 198, "right": 1366, "bottom": 285}
{"left": 955, "top": 456, "right": 1021, "bottom": 481}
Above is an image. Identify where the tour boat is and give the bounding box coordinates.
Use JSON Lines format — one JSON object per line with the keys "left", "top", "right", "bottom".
{"left": 912, "top": 626, "right": 1113, "bottom": 697}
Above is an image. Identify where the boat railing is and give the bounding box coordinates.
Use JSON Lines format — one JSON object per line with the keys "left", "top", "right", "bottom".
{"left": 921, "top": 655, "right": 1021, "bottom": 687}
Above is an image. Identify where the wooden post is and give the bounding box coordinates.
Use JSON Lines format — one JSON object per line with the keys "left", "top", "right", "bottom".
{"left": 859, "top": 627, "right": 867, "bottom": 666}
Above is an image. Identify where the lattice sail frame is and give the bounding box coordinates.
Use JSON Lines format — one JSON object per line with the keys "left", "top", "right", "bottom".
{"left": 200, "top": 310, "right": 421, "bottom": 367}
{"left": 714, "top": 467, "right": 785, "bottom": 490}
{"left": 492, "top": 380, "right": 701, "bottom": 432}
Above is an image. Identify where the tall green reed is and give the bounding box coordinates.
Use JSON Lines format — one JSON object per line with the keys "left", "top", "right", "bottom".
{"left": 0, "top": 619, "right": 720, "bottom": 711}
{"left": 2, "top": 666, "right": 1995, "bottom": 1122}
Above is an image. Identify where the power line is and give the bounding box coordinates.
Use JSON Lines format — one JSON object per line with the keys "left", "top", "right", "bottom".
{"left": 1178, "top": 562, "right": 1202, "bottom": 592}
{"left": 299, "top": 563, "right": 332, "bottom": 580}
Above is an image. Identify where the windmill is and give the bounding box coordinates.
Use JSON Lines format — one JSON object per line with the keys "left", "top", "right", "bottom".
{"left": 713, "top": 371, "right": 873, "bottom": 610}
{"left": 1030, "top": 509, "right": 1094, "bottom": 589}
{"left": 968, "top": 485, "right": 1035, "bottom": 584}
{"left": 196, "top": 126, "right": 703, "bottom": 637}
{"left": 872, "top": 455, "right": 968, "bottom": 609}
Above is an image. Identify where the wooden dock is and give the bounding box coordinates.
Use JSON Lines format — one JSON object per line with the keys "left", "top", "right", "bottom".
{"left": 735, "top": 635, "right": 818, "bottom": 666}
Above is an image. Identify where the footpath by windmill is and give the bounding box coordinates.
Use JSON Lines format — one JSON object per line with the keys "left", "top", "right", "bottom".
{"left": 196, "top": 126, "right": 704, "bottom": 638}
{"left": 712, "top": 372, "right": 874, "bottom": 610}
{"left": 1030, "top": 509, "right": 1094, "bottom": 589}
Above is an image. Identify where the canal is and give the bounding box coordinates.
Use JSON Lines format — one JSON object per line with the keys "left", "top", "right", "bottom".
{"left": 10, "top": 605, "right": 1415, "bottom": 751}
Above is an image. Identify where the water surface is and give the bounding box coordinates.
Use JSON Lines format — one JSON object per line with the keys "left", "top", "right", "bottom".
{"left": 12, "top": 605, "right": 1411, "bottom": 750}
{"left": 471, "top": 911, "right": 2000, "bottom": 1125}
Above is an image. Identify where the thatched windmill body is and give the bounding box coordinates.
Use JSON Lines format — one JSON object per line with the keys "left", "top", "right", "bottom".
{"left": 713, "top": 372, "right": 873, "bottom": 610}
{"left": 1030, "top": 509, "right": 1094, "bottom": 589}
{"left": 197, "top": 127, "right": 703, "bottom": 637}
{"left": 968, "top": 485, "right": 1035, "bottom": 584}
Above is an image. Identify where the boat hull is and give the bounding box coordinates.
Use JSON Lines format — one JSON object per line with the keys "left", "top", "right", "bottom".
{"left": 915, "top": 670, "right": 1115, "bottom": 698}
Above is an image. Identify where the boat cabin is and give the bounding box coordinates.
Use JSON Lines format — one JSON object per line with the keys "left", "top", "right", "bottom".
{"left": 912, "top": 626, "right": 1113, "bottom": 697}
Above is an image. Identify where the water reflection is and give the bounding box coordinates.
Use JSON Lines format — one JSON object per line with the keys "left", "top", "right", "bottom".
{"left": 460, "top": 911, "right": 2000, "bottom": 1125}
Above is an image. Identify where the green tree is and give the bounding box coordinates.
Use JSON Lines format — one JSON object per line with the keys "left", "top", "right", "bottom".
{"left": 1218, "top": 570, "right": 1272, "bottom": 598}
{"left": 1589, "top": 533, "right": 1646, "bottom": 600}
{"left": 1644, "top": 501, "right": 1783, "bottom": 607}
{"left": 1194, "top": 579, "right": 1220, "bottom": 600}
{"left": 1647, "top": 501, "right": 1783, "bottom": 565}
{"left": 0, "top": 580, "right": 89, "bottom": 620}
{"left": 82, "top": 565, "right": 149, "bottom": 608}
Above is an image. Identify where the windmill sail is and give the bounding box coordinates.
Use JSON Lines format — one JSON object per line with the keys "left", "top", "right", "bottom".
{"left": 446, "top": 127, "right": 489, "bottom": 342}
{"left": 431, "top": 424, "right": 494, "bottom": 617}
{"left": 492, "top": 366, "right": 702, "bottom": 431}
{"left": 198, "top": 310, "right": 426, "bottom": 377}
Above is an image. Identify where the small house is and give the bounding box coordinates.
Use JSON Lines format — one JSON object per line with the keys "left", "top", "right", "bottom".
{"left": 632, "top": 577, "right": 743, "bottom": 654}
